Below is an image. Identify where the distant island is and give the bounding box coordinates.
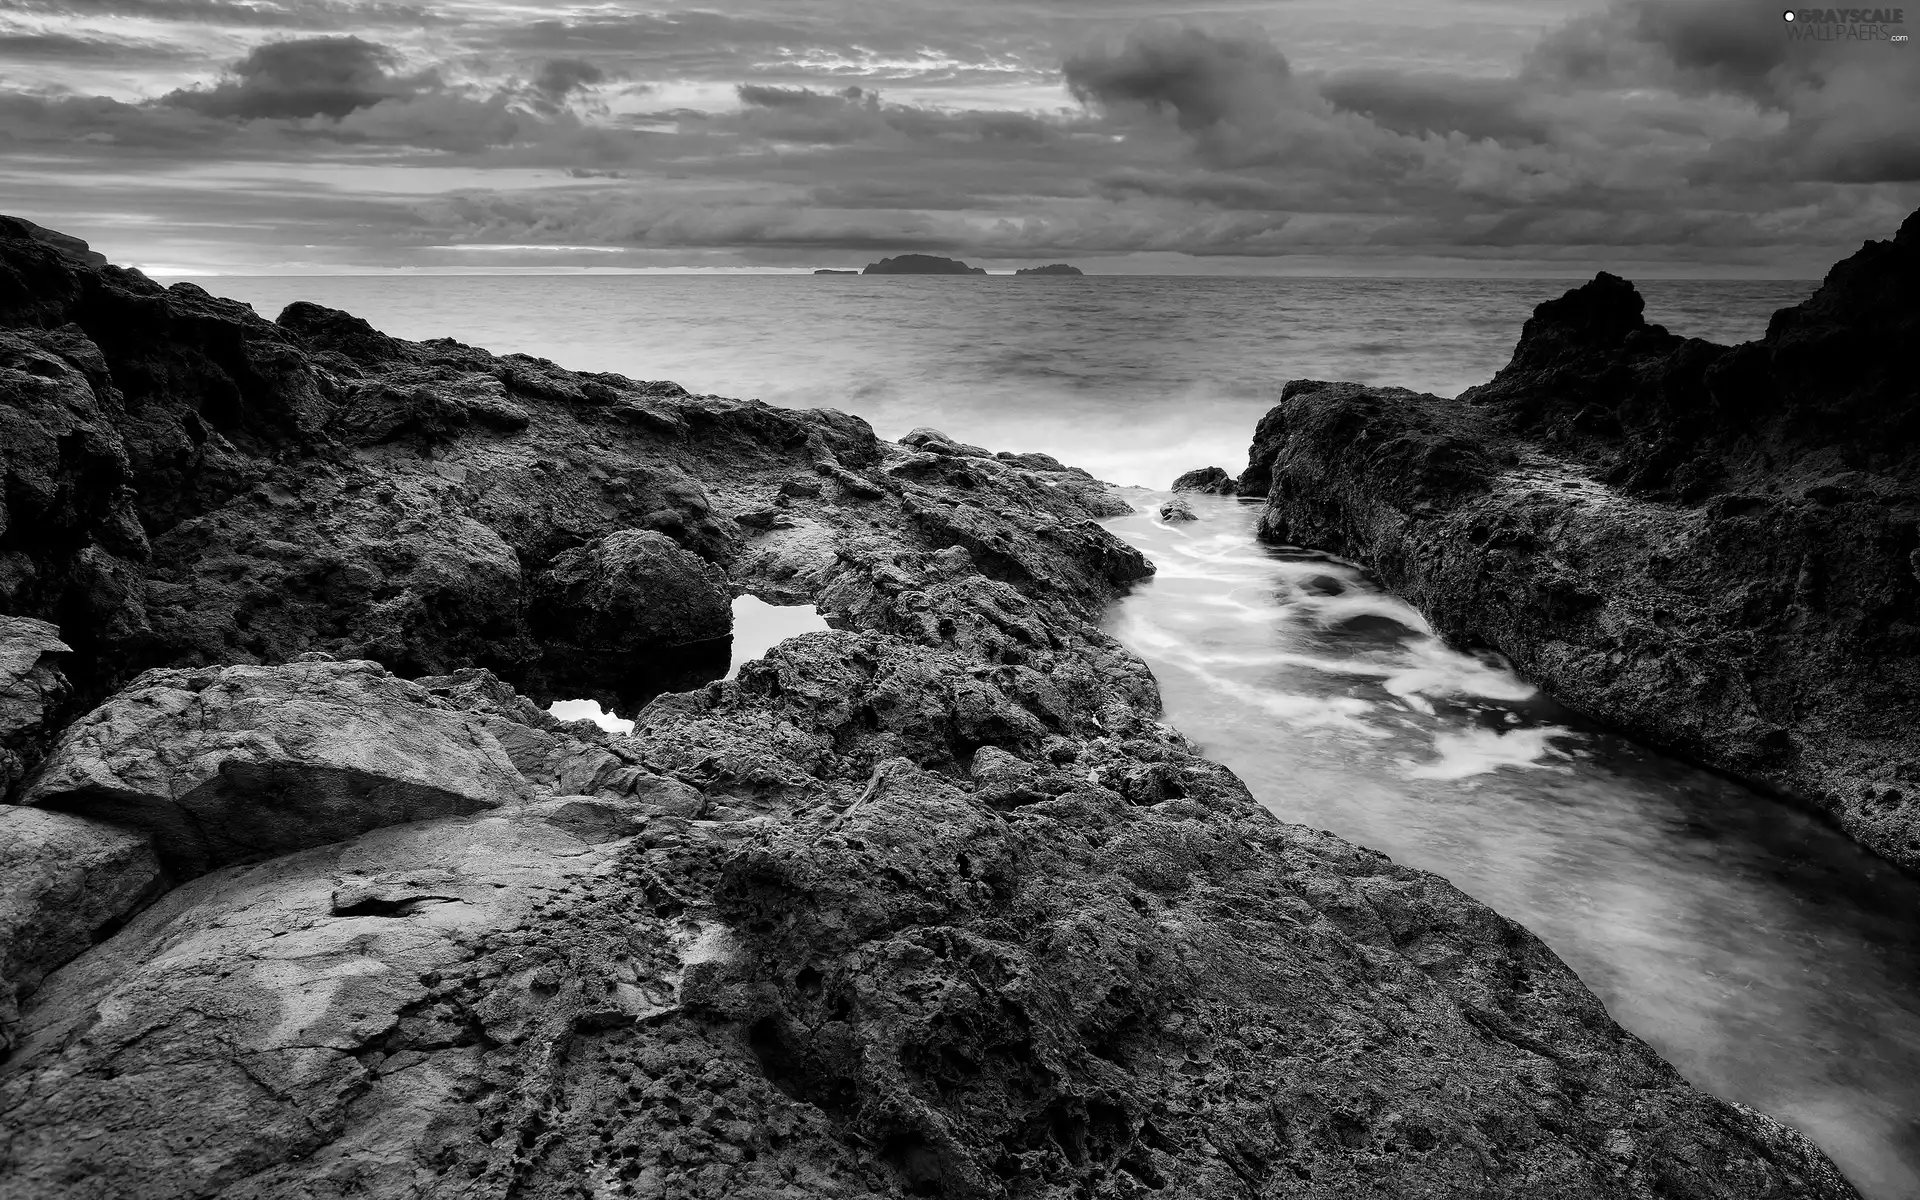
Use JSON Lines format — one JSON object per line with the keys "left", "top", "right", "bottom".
{"left": 1016, "top": 264, "right": 1084, "bottom": 276}
{"left": 862, "top": 254, "right": 986, "bottom": 275}
{"left": 813, "top": 269, "right": 859, "bottom": 275}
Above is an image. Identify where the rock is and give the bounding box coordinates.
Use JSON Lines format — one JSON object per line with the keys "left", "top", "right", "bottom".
{"left": 862, "top": 254, "right": 988, "bottom": 275}
{"left": 1171, "top": 465, "right": 1237, "bottom": 494}
{"left": 0, "top": 215, "right": 108, "bottom": 269}
{"left": 1157, "top": 497, "right": 1198, "bottom": 522}
{"left": 900, "top": 426, "right": 992, "bottom": 458}
{"left": 1014, "top": 263, "right": 1084, "bottom": 276}
{"left": 0, "top": 806, "right": 162, "bottom": 1054}
{"left": 0, "top": 616, "right": 70, "bottom": 795}
{"left": 813, "top": 268, "right": 859, "bottom": 275}
{"left": 1245, "top": 204, "right": 1920, "bottom": 873}
{"left": 528, "top": 529, "right": 734, "bottom": 712}
{"left": 0, "top": 216, "right": 1860, "bottom": 1200}
{"left": 20, "top": 659, "right": 532, "bottom": 877}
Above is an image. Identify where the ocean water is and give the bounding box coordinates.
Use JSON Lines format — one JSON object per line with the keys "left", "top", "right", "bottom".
{"left": 167, "top": 271, "right": 1920, "bottom": 1196}
{"left": 172, "top": 274, "right": 1814, "bottom": 489}
{"left": 1107, "top": 499, "right": 1920, "bottom": 1200}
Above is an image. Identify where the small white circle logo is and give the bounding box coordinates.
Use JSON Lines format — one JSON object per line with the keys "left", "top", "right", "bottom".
{"left": 1782, "top": 9, "right": 1795, "bottom": 18}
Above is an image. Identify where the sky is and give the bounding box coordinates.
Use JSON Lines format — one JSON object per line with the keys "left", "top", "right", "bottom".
{"left": 1, "top": 0, "right": 1916, "bottom": 275}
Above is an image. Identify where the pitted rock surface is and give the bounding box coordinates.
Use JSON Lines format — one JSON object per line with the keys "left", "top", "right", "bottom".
{"left": 0, "top": 217, "right": 1862, "bottom": 1199}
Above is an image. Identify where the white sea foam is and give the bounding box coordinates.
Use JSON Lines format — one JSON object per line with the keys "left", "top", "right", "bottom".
{"left": 1402, "top": 726, "right": 1573, "bottom": 780}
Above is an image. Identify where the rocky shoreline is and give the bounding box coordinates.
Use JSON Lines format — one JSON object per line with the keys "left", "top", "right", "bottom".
{"left": 0, "top": 217, "right": 1861, "bottom": 1197}
{"left": 1209, "top": 207, "right": 1919, "bottom": 876}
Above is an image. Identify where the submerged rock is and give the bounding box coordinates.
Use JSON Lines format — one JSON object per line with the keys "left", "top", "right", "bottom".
{"left": 0, "top": 216, "right": 1862, "bottom": 1199}
{"left": 1244, "top": 205, "right": 1920, "bottom": 873}
{"left": 1157, "top": 497, "right": 1199, "bottom": 522}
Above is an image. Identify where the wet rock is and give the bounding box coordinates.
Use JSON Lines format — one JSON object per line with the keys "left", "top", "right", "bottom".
{"left": 0, "top": 806, "right": 161, "bottom": 1053}
{"left": 0, "top": 216, "right": 1861, "bottom": 1200}
{"left": 0, "top": 616, "right": 70, "bottom": 794}
{"left": 1245, "top": 205, "right": 1920, "bottom": 872}
{"left": 1171, "top": 465, "right": 1237, "bottom": 494}
{"left": 527, "top": 529, "right": 733, "bottom": 711}
{"left": 20, "top": 659, "right": 531, "bottom": 876}
{"left": 1157, "top": 497, "right": 1198, "bottom": 522}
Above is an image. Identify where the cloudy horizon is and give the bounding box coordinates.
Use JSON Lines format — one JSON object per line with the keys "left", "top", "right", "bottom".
{"left": 2, "top": 0, "right": 1916, "bottom": 276}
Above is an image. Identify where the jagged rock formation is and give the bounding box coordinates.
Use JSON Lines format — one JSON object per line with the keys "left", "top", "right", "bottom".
{"left": 0, "top": 218, "right": 1862, "bottom": 1199}
{"left": 863, "top": 255, "right": 988, "bottom": 276}
{"left": 1242, "top": 207, "right": 1920, "bottom": 872}
{"left": 1015, "top": 265, "right": 1084, "bottom": 277}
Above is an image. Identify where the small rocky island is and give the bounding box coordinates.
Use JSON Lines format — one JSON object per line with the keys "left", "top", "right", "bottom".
{"left": 1016, "top": 264, "right": 1084, "bottom": 276}
{"left": 813, "top": 268, "right": 859, "bottom": 275}
{"left": 1199, "top": 205, "right": 1920, "bottom": 876}
{"left": 0, "top": 215, "right": 1862, "bottom": 1198}
{"left": 862, "top": 253, "right": 987, "bottom": 275}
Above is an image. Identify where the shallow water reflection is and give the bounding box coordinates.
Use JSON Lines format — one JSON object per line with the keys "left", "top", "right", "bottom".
{"left": 546, "top": 596, "right": 830, "bottom": 732}
{"left": 1107, "top": 493, "right": 1920, "bottom": 1200}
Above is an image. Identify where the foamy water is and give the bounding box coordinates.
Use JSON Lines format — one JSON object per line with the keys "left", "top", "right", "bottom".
{"left": 1107, "top": 494, "right": 1920, "bottom": 1200}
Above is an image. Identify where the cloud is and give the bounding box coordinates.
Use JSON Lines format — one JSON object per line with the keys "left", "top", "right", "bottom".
{"left": 1063, "top": 22, "right": 1298, "bottom": 132}
{"left": 0, "top": 31, "right": 190, "bottom": 62}
{"left": 162, "top": 36, "right": 433, "bottom": 120}
{"left": 5, "top": 0, "right": 437, "bottom": 26}
{"left": 3, "top": 0, "right": 1916, "bottom": 272}
{"left": 1319, "top": 72, "right": 1550, "bottom": 145}
{"left": 532, "top": 58, "right": 605, "bottom": 102}
{"left": 1528, "top": 0, "right": 1920, "bottom": 182}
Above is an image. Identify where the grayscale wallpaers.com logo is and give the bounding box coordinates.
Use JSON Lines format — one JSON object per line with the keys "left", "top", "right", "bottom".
{"left": 1782, "top": 8, "right": 1910, "bottom": 39}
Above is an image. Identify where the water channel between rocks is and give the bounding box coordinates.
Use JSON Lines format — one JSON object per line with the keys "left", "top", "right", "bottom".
{"left": 1102, "top": 491, "right": 1920, "bottom": 1200}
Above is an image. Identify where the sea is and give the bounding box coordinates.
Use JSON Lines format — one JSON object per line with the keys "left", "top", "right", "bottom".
{"left": 172, "top": 272, "right": 1920, "bottom": 1199}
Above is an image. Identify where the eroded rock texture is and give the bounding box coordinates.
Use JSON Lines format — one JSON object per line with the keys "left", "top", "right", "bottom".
{"left": 0, "top": 217, "right": 1861, "bottom": 1198}
{"left": 1242, "top": 207, "right": 1920, "bottom": 872}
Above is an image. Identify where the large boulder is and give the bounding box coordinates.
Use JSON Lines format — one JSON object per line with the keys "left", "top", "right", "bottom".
{"left": 20, "top": 659, "right": 532, "bottom": 876}
{"left": 0, "top": 616, "right": 71, "bottom": 794}
{"left": 527, "top": 529, "right": 734, "bottom": 711}
{"left": 0, "top": 806, "right": 161, "bottom": 1054}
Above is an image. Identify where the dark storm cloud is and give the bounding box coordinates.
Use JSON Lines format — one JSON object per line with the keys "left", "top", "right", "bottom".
{"left": 163, "top": 36, "right": 432, "bottom": 120}
{"left": 532, "top": 59, "right": 606, "bottom": 102}
{"left": 0, "top": 35, "right": 573, "bottom": 159}
{"left": 1528, "top": 0, "right": 1920, "bottom": 182}
{"left": 1318, "top": 72, "right": 1550, "bottom": 144}
{"left": 1063, "top": 22, "right": 1295, "bottom": 132}
{"left": 736, "top": 84, "right": 861, "bottom": 109}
